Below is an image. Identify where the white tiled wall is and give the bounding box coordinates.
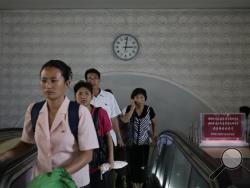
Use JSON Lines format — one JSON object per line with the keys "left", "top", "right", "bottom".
{"left": 0, "top": 9, "right": 250, "bottom": 128}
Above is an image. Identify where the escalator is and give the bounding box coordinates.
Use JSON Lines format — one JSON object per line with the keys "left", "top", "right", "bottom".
{"left": 145, "top": 130, "right": 243, "bottom": 188}
{"left": 0, "top": 128, "right": 37, "bottom": 188}
{"left": 1, "top": 128, "right": 249, "bottom": 188}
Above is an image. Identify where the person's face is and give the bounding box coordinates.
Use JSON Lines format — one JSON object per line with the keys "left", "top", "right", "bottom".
{"left": 40, "top": 67, "right": 69, "bottom": 101}
{"left": 75, "top": 87, "right": 92, "bottom": 106}
{"left": 133, "top": 94, "right": 146, "bottom": 106}
{"left": 86, "top": 73, "right": 100, "bottom": 90}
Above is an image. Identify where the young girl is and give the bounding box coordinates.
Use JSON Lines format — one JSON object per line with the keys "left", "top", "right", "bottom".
{"left": 74, "top": 80, "right": 114, "bottom": 188}
{"left": 0, "top": 60, "right": 99, "bottom": 188}
{"left": 121, "top": 88, "right": 157, "bottom": 188}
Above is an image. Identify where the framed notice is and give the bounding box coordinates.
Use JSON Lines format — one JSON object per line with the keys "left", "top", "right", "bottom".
{"left": 200, "top": 113, "right": 245, "bottom": 140}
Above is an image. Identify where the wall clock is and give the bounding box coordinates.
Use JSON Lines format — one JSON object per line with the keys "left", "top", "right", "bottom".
{"left": 113, "top": 34, "right": 139, "bottom": 61}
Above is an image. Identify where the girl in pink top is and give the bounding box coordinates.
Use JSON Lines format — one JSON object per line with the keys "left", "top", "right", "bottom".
{"left": 0, "top": 60, "right": 99, "bottom": 188}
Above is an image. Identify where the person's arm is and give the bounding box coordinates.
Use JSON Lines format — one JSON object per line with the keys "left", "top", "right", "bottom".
{"left": 120, "top": 100, "right": 135, "bottom": 123}
{"left": 109, "top": 93, "right": 124, "bottom": 147}
{"left": 112, "top": 116, "right": 124, "bottom": 147}
{"left": 151, "top": 117, "right": 157, "bottom": 144}
{"left": 0, "top": 141, "right": 34, "bottom": 161}
{"left": 106, "top": 131, "right": 114, "bottom": 169}
{"left": 62, "top": 150, "right": 93, "bottom": 174}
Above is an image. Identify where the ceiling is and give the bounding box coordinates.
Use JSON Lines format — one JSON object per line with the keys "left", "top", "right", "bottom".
{"left": 1, "top": 0, "right": 250, "bottom": 9}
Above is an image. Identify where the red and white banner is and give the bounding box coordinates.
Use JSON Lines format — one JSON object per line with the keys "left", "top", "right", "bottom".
{"left": 201, "top": 113, "right": 244, "bottom": 140}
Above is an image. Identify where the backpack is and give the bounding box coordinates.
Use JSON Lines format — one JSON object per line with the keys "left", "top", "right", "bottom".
{"left": 31, "top": 101, "right": 80, "bottom": 141}
{"left": 89, "top": 107, "right": 108, "bottom": 168}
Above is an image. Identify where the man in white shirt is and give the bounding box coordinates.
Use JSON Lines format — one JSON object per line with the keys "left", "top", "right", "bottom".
{"left": 84, "top": 68, "right": 124, "bottom": 147}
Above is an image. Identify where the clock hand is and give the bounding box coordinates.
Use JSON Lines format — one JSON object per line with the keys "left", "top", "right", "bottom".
{"left": 124, "top": 36, "right": 128, "bottom": 51}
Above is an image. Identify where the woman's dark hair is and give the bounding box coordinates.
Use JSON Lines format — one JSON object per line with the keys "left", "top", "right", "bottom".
{"left": 74, "top": 80, "right": 93, "bottom": 95}
{"left": 84, "top": 68, "right": 101, "bottom": 80}
{"left": 40, "top": 60, "right": 72, "bottom": 81}
{"left": 130, "top": 88, "right": 147, "bottom": 101}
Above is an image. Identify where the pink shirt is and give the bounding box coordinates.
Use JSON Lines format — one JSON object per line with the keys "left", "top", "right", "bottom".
{"left": 21, "top": 97, "right": 99, "bottom": 187}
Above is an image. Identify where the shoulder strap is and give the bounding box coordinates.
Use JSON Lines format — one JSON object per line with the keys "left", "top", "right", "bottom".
{"left": 68, "top": 101, "right": 80, "bottom": 142}
{"left": 92, "top": 107, "right": 107, "bottom": 161}
{"left": 93, "top": 107, "right": 100, "bottom": 130}
{"left": 31, "top": 101, "right": 46, "bottom": 132}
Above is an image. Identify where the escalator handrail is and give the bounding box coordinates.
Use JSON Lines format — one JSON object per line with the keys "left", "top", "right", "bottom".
{"left": 159, "top": 130, "right": 219, "bottom": 170}
{"left": 0, "top": 128, "right": 23, "bottom": 132}
{"left": 0, "top": 128, "right": 23, "bottom": 141}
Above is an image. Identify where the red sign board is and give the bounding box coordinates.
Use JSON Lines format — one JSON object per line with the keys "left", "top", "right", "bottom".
{"left": 201, "top": 113, "right": 244, "bottom": 140}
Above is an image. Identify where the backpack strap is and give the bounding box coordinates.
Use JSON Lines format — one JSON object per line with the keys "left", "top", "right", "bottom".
{"left": 92, "top": 107, "right": 105, "bottom": 152}
{"left": 90, "top": 107, "right": 107, "bottom": 168}
{"left": 68, "top": 101, "right": 80, "bottom": 142}
{"left": 93, "top": 107, "right": 100, "bottom": 131}
{"left": 31, "top": 100, "right": 80, "bottom": 142}
{"left": 31, "top": 101, "right": 46, "bottom": 132}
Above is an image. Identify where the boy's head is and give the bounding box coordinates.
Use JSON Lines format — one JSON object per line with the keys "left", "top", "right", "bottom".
{"left": 84, "top": 68, "right": 100, "bottom": 80}
{"left": 84, "top": 68, "right": 101, "bottom": 90}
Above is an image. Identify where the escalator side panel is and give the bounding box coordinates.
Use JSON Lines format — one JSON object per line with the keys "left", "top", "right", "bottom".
{"left": 168, "top": 149, "right": 191, "bottom": 188}
{"left": 0, "top": 128, "right": 37, "bottom": 188}
{"left": 11, "top": 167, "right": 33, "bottom": 188}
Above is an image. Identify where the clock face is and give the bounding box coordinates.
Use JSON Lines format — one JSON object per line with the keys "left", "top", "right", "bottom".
{"left": 113, "top": 34, "right": 139, "bottom": 61}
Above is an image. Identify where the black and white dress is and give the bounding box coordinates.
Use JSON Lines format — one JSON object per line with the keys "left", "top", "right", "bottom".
{"left": 122, "top": 105, "right": 156, "bottom": 183}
